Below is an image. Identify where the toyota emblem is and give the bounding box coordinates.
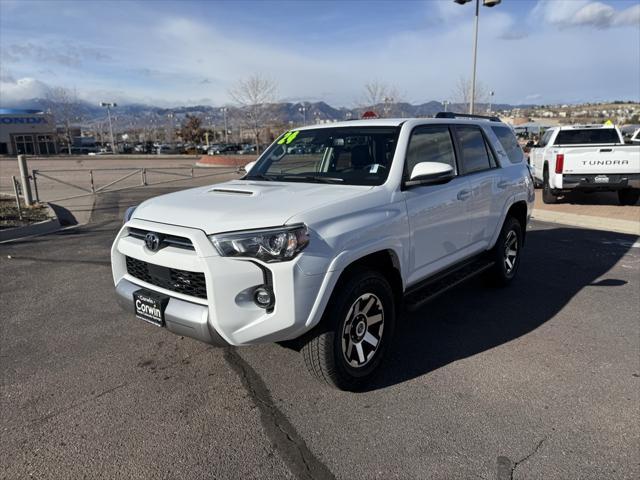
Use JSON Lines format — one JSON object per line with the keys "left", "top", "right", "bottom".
{"left": 144, "top": 232, "right": 162, "bottom": 251}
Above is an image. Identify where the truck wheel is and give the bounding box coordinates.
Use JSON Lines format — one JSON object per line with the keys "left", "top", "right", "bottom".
{"left": 618, "top": 188, "right": 640, "bottom": 206}
{"left": 301, "top": 270, "right": 395, "bottom": 391}
{"left": 542, "top": 170, "right": 558, "bottom": 204}
{"left": 487, "top": 216, "right": 523, "bottom": 287}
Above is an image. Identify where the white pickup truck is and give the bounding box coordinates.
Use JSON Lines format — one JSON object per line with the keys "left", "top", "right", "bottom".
{"left": 529, "top": 124, "right": 640, "bottom": 205}
{"left": 111, "top": 114, "right": 534, "bottom": 390}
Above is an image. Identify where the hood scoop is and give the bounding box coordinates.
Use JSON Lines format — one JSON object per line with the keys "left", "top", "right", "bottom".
{"left": 209, "top": 188, "right": 254, "bottom": 196}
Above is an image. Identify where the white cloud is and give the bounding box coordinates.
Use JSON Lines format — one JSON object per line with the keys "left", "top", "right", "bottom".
{"left": 0, "top": 77, "right": 51, "bottom": 105}
{"left": 533, "top": 0, "right": 640, "bottom": 29}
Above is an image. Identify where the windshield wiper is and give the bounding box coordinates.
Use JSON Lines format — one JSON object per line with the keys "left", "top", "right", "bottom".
{"left": 246, "top": 174, "right": 276, "bottom": 181}
{"left": 278, "top": 175, "right": 344, "bottom": 183}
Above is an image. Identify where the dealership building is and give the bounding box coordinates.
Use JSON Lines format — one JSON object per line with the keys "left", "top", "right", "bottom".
{"left": 0, "top": 109, "right": 57, "bottom": 155}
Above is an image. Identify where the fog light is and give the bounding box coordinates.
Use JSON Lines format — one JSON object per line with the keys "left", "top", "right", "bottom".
{"left": 254, "top": 287, "right": 273, "bottom": 308}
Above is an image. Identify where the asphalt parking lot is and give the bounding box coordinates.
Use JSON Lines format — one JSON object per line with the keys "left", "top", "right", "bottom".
{"left": 1, "top": 186, "right": 639, "bottom": 479}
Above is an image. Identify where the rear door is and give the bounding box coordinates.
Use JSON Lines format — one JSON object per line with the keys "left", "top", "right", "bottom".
{"left": 453, "top": 125, "right": 504, "bottom": 250}
{"left": 402, "top": 125, "right": 471, "bottom": 284}
{"left": 531, "top": 129, "right": 553, "bottom": 180}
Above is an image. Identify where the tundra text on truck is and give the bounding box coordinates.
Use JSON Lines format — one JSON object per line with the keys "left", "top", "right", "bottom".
{"left": 111, "top": 113, "right": 535, "bottom": 390}
{"left": 529, "top": 124, "right": 640, "bottom": 205}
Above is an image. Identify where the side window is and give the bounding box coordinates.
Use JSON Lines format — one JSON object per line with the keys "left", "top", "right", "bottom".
{"left": 405, "top": 126, "right": 457, "bottom": 178}
{"left": 540, "top": 130, "right": 553, "bottom": 147}
{"left": 455, "top": 126, "right": 492, "bottom": 174}
{"left": 491, "top": 126, "right": 524, "bottom": 164}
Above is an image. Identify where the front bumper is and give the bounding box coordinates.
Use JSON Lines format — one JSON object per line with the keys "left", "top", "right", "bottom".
{"left": 111, "top": 219, "right": 333, "bottom": 347}
{"left": 115, "top": 278, "right": 229, "bottom": 346}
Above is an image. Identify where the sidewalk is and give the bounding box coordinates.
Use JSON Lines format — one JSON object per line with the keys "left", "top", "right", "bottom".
{"left": 532, "top": 191, "right": 639, "bottom": 235}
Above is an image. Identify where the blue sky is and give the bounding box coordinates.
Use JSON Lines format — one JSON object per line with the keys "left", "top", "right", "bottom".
{"left": 1, "top": 0, "right": 639, "bottom": 107}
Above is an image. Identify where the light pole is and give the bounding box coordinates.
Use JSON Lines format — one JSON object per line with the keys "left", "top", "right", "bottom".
{"left": 383, "top": 97, "right": 394, "bottom": 118}
{"left": 488, "top": 90, "right": 495, "bottom": 114}
{"left": 298, "top": 104, "right": 307, "bottom": 125}
{"left": 100, "top": 101, "right": 117, "bottom": 153}
{"left": 220, "top": 107, "right": 228, "bottom": 144}
{"left": 454, "top": 0, "right": 501, "bottom": 114}
{"left": 443, "top": 100, "right": 449, "bottom": 112}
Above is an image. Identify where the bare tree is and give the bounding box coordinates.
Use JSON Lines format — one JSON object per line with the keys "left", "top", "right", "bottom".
{"left": 358, "top": 81, "right": 402, "bottom": 117}
{"left": 450, "top": 77, "right": 489, "bottom": 114}
{"left": 228, "top": 74, "right": 277, "bottom": 153}
{"left": 45, "top": 87, "right": 83, "bottom": 154}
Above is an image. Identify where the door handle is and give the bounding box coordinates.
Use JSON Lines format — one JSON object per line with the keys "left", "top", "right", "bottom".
{"left": 457, "top": 190, "right": 471, "bottom": 201}
{"left": 497, "top": 180, "right": 509, "bottom": 189}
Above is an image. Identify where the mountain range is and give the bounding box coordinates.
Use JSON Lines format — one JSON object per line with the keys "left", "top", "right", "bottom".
{"left": 6, "top": 98, "right": 531, "bottom": 129}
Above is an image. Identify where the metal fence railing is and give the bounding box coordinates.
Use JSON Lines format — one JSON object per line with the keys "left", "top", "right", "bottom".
{"left": 31, "top": 166, "right": 239, "bottom": 202}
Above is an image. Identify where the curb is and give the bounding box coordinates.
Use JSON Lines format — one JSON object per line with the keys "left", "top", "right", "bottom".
{"left": 532, "top": 209, "right": 640, "bottom": 236}
{"left": 0, "top": 203, "right": 62, "bottom": 243}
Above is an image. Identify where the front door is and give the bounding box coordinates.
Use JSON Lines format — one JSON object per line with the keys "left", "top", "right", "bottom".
{"left": 402, "top": 125, "right": 471, "bottom": 285}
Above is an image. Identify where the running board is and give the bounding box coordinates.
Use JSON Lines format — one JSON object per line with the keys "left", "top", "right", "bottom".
{"left": 404, "top": 258, "right": 495, "bottom": 312}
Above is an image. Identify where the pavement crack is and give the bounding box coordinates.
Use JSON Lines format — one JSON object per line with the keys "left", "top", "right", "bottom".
{"left": 30, "top": 382, "right": 128, "bottom": 426}
{"left": 223, "top": 347, "right": 335, "bottom": 480}
{"left": 498, "top": 437, "right": 547, "bottom": 480}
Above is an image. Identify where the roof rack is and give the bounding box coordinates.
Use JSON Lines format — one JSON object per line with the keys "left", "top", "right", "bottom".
{"left": 435, "top": 112, "right": 501, "bottom": 122}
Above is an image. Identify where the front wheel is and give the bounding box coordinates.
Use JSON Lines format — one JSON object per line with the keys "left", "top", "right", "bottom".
{"left": 618, "top": 188, "right": 640, "bottom": 206}
{"left": 301, "top": 270, "right": 395, "bottom": 391}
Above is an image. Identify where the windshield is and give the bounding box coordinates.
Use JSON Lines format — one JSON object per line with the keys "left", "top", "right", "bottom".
{"left": 244, "top": 126, "right": 400, "bottom": 185}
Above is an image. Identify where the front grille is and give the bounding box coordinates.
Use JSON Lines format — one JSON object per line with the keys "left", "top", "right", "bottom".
{"left": 128, "top": 227, "right": 195, "bottom": 250}
{"left": 125, "top": 256, "right": 207, "bottom": 299}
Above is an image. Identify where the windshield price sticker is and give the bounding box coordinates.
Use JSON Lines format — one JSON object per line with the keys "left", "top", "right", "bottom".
{"left": 278, "top": 130, "right": 300, "bottom": 145}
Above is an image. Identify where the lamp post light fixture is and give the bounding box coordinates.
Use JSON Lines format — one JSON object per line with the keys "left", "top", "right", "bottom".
{"left": 453, "top": 0, "right": 501, "bottom": 114}
{"left": 220, "top": 107, "right": 229, "bottom": 143}
{"left": 99, "top": 101, "right": 117, "bottom": 154}
{"left": 298, "top": 104, "right": 307, "bottom": 126}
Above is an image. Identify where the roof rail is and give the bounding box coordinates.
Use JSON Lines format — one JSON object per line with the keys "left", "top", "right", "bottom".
{"left": 435, "top": 112, "right": 502, "bottom": 122}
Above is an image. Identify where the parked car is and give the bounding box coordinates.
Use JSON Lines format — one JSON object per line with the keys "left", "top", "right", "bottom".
{"left": 156, "top": 144, "right": 179, "bottom": 154}
{"left": 239, "top": 145, "right": 257, "bottom": 155}
{"left": 529, "top": 124, "right": 640, "bottom": 205}
{"left": 207, "top": 144, "right": 241, "bottom": 155}
{"left": 112, "top": 113, "right": 534, "bottom": 390}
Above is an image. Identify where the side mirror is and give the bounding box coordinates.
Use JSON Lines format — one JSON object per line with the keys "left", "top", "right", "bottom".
{"left": 405, "top": 162, "right": 455, "bottom": 187}
{"left": 244, "top": 161, "right": 256, "bottom": 173}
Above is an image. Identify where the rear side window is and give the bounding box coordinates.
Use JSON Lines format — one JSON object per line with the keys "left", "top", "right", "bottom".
{"left": 405, "top": 126, "right": 457, "bottom": 177}
{"left": 554, "top": 129, "right": 620, "bottom": 145}
{"left": 455, "top": 126, "right": 492, "bottom": 174}
{"left": 491, "top": 126, "right": 524, "bottom": 164}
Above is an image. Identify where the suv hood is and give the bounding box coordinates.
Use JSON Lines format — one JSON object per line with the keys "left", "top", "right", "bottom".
{"left": 132, "top": 180, "right": 372, "bottom": 234}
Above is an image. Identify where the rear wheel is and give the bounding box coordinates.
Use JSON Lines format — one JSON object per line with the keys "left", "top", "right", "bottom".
{"left": 301, "top": 270, "right": 395, "bottom": 391}
{"left": 487, "top": 216, "right": 523, "bottom": 286}
{"left": 618, "top": 188, "right": 640, "bottom": 206}
{"left": 542, "top": 169, "right": 558, "bottom": 204}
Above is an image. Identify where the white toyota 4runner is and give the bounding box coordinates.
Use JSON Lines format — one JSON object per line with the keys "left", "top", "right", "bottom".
{"left": 111, "top": 113, "right": 534, "bottom": 390}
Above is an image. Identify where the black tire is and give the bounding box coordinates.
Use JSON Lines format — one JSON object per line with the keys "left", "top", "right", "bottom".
{"left": 618, "top": 188, "right": 640, "bottom": 206}
{"left": 542, "top": 169, "right": 558, "bottom": 204}
{"left": 301, "top": 270, "right": 395, "bottom": 391}
{"left": 487, "top": 216, "right": 523, "bottom": 287}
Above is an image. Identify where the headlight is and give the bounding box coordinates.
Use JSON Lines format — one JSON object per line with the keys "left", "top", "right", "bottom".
{"left": 123, "top": 205, "right": 137, "bottom": 224}
{"left": 210, "top": 224, "right": 309, "bottom": 262}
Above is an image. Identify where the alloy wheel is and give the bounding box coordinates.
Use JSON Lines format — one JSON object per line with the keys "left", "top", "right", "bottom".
{"left": 504, "top": 230, "right": 518, "bottom": 275}
{"left": 341, "top": 293, "right": 384, "bottom": 368}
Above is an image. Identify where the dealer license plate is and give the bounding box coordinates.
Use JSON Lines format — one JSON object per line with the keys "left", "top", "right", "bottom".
{"left": 133, "top": 289, "right": 168, "bottom": 327}
{"left": 594, "top": 175, "right": 610, "bottom": 183}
